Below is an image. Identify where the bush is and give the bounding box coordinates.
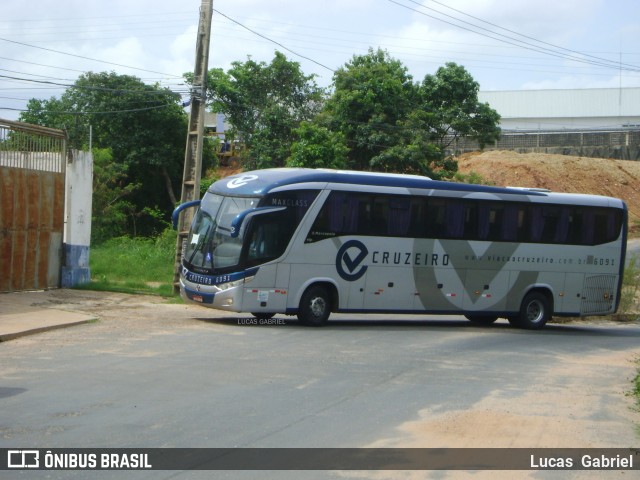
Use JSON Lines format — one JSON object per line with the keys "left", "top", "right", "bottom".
{"left": 620, "top": 254, "right": 640, "bottom": 315}
{"left": 82, "top": 229, "right": 177, "bottom": 296}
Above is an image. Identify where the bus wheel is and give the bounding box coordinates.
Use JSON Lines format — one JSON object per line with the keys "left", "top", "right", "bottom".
{"left": 298, "top": 286, "right": 331, "bottom": 326}
{"left": 465, "top": 315, "right": 498, "bottom": 325}
{"left": 252, "top": 312, "right": 275, "bottom": 321}
{"left": 513, "top": 291, "right": 551, "bottom": 330}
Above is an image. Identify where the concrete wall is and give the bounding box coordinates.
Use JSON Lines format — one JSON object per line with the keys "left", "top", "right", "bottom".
{"left": 61, "top": 150, "right": 93, "bottom": 288}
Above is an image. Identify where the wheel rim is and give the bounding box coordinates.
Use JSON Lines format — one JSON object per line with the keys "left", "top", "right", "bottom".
{"left": 526, "top": 300, "right": 544, "bottom": 324}
{"left": 309, "top": 296, "right": 326, "bottom": 318}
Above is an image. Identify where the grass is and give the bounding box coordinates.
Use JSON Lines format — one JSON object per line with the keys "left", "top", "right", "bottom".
{"left": 78, "top": 229, "right": 177, "bottom": 297}
{"left": 620, "top": 254, "right": 640, "bottom": 318}
{"left": 634, "top": 365, "right": 640, "bottom": 409}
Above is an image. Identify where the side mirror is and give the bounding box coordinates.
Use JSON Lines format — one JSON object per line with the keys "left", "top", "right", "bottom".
{"left": 172, "top": 200, "right": 201, "bottom": 230}
{"left": 230, "top": 206, "right": 286, "bottom": 238}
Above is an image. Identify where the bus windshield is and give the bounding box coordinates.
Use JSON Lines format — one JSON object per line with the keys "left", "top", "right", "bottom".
{"left": 184, "top": 194, "right": 259, "bottom": 272}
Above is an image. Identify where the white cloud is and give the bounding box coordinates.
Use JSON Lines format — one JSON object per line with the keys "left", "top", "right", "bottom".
{"left": 1, "top": 0, "right": 639, "bottom": 121}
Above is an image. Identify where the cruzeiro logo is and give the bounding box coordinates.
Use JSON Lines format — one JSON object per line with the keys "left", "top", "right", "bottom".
{"left": 336, "top": 240, "right": 369, "bottom": 281}
{"left": 227, "top": 174, "right": 259, "bottom": 189}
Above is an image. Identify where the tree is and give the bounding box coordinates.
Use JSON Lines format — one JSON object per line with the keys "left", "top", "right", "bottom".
{"left": 322, "top": 56, "right": 500, "bottom": 177}
{"left": 199, "top": 52, "right": 325, "bottom": 169}
{"left": 419, "top": 62, "right": 501, "bottom": 151}
{"left": 20, "top": 72, "right": 189, "bottom": 238}
{"left": 287, "top": 122, "right": 349, "bottom": 170}
{"left": 323, "top": 48, "right": 417, "bottom": 171}
{"left": 91, "top": 148, "right": 139, "bottom": 244}
{"left": 370, "top": 110, "right": 451, "bottom": 178}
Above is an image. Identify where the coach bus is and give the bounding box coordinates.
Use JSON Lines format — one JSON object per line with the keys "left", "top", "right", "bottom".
{"left": 172, "top": 168, "right": 627, "bottom": 329}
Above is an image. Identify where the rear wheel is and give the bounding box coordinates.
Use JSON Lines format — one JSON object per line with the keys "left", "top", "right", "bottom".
{"left": 465, "top": 315, "right": 498, "bottom": 325}
{"left": 511, "top": 291, "right": 551, "bottom": 330}
{"left": 297, "top": 285, "right": 331, "bottom": 326}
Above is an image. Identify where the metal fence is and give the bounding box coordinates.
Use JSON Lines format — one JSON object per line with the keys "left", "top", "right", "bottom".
{"left": 0, "top": 118, "right": 67, "bottom": 292}
{"left": 448, "top": 128, "right": 640, "bottom": 153}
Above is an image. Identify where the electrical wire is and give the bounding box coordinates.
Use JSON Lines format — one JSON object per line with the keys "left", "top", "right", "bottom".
{"left": 421, "top": 0, "right": 640, "bottom": 71}
{"left": 386, "top": 0, "right": 640, "bottom": 72}
{"left": 0, "top": 37, "right": 184, "bottom": 78}
{"left": 212, "top": 9, "right": 335, "bottom": 73}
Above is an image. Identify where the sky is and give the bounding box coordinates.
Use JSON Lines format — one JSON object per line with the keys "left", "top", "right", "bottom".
{"left": 1, "top": 0, "right": 639, "bottom": 121}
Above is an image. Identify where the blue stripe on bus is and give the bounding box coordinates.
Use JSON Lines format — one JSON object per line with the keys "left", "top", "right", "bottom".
{"left": 183, "top": 267, "right": 260, "bottom": 286}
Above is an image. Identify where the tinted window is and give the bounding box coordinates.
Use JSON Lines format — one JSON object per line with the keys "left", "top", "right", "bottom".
{"left": 306, "top": 191, "right": 623, "bottom": 246}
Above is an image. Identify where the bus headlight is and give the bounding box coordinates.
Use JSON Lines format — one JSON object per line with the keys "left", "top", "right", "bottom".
{"left": 214, "top": 276, "right": 253, "bottom": 292}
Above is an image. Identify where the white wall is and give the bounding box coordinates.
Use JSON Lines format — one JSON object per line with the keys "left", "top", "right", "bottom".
{"left": 61, "top": 150, "right": 93, "bottom": 287}
{"left": 479, "top": 88, "right": 640, "bottom": 130}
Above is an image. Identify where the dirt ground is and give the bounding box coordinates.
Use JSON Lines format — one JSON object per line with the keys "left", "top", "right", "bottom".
{"left": 457, "top": 150, "right": 640, "bottom": 229}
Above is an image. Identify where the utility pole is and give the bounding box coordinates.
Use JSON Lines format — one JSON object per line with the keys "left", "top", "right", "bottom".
{"left": 173, "top": 0, "right": 213, "bottom": 293}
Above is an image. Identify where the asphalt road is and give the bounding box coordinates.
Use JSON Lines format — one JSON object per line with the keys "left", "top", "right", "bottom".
{"left": 2, "top": 294, "right": 640, "bottom": 479}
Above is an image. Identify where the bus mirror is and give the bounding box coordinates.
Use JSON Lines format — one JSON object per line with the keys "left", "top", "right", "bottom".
{"left": 230, "top": 206, "right": 286, "bottom": 238}
{"left": 172, "top": 200, "right": 201, "bottom": 230}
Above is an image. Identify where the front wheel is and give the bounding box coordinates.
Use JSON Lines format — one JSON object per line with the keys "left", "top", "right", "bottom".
{"left": 297, "top": 286, "right": 331, "bottom": 326}
{"left": 511, "top": 292, "right": 551, "bottom": 330}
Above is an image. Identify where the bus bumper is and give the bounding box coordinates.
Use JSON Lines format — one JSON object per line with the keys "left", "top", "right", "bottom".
{"left": 180, "top": 280, "right": 244, "bottom": 311}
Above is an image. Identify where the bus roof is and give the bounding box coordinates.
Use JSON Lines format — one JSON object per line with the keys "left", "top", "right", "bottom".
{"left": 209, "top": 168, "right": 623, "bottom": 207}
{"left": 211, "top": 168, "right": 533, "bottom": 196}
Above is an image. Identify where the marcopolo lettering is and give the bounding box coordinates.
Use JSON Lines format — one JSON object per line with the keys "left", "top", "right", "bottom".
{"left": 371, "top": 250, "right": 450, "bottom": 267}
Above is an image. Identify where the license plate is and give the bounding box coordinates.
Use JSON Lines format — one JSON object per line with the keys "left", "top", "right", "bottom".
{"left": 192, "top": 294, "right": 203, "bottom": 303}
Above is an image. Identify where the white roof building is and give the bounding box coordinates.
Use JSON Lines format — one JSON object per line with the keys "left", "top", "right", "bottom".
{"left": 478, "top": 87, "right": 640, "bottom": 131}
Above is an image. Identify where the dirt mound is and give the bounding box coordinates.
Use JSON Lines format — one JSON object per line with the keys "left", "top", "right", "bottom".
{"left": 457, "top": 151, "right": 640, "bottom": 226}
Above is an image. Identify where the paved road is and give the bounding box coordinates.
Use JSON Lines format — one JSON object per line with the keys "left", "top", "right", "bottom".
{"left": 1, "top": 293, "right": 640, "bottom": 479}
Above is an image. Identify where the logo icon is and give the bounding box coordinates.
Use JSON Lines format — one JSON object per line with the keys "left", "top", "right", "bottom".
{"left": 336, "top": 240, "right": 369, "bottom": 281}
{"left": 8, "top": 450, "right": 39, "bottom": 468}
{"left": 227, "top": 175, "right": 259, "bottom": 189}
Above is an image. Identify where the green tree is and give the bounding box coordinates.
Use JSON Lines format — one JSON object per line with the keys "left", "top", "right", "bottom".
{"left": 287, "top": 122, "right": 349, "bottom": 169}
{"left": 20, "top": 72, "right": 188, "bottom": 237}
{"left": 419, "top": 62, "right": 501, "bottom": 151}
{"left": 323, "top": 48, "right": 417, "bottom": 171}
{"left": 91, "top": 148, "right": 139, "bottom": 244}
{"left": 323, "top": 56, "right": 500, "bottom": 177}
{"left": 198, "top": 52, "right": 325, "bottom": 169}
{"left": 370, "top": 110, "right": 446, "bottom": 177}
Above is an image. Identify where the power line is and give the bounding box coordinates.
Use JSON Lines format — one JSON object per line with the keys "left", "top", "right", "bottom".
{"left": 0, "top": 102, "right": 179, "bottom": 115}
{"left": 0, "top": 74, "right": 183, "bottom": 98}
{"left": 0, "top": 37, "right": 184, "bottom": 79}
{"left": 386, "top": 0, "right": 640, "bottom": 73}
{"left": 421, "top": 0, "right": 640, "bottom": 70}
{"left": 213, "top": 9, "right": 335, "bottom": 73}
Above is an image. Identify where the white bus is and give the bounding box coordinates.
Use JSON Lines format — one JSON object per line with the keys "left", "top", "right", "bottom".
{"left": 173, "top": 168, "right": 627, "bottom": 329}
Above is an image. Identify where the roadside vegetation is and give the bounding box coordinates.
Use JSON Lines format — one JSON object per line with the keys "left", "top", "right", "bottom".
{"left": 634, "top": 364, "right": 640, "bottom": 412}
{"left": 78, "top": 229, "right": 177, "bottom": 297}
{"left": 621, "top": 254, "right": 640, "bottom": 318}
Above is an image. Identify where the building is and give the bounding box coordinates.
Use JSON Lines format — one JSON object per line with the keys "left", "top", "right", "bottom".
{"left": 478, "top": 87, "right": 640, "bottom": 131}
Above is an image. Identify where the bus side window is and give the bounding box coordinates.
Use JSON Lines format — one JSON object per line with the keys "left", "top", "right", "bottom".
{"left": 445, "top": 200, "right": 465, "bottom": 239}
{"left": 501, "top": 205, "right": 520, "bottom": 241}
{"left": 488, "top": 205, "right": 503, "bottom": 241}
{"left": 245, "top": 211, "right": 293, "bottom": 266}
{"left": 306, "top": 192, "right": 344, "bottom": 242}
{"left": 425, "top": 199, "right": 446, "bottom": 238}
{"left": 388, "top": 197, "right": 411, "bottom": 236}
{"left": 370, "top": 197, "right": 390, "bottom": 235}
